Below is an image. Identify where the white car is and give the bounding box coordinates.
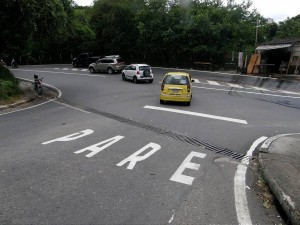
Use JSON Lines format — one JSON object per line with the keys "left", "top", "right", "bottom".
{"left": 122, "top": 64, "right": 153, "bottom": 84}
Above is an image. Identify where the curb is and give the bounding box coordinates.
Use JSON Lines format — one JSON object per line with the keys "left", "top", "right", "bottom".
{"left": 259, "top": 135, "right": 300, "bottom": 225}
{"left": 0, "top": 96, "right": 38, "bottom": 110}
{"left": 0, "top": 78, "right": 61, "bottom": 111}
{"left": 17, "top": 77, "right": 62, "bottom": 98}
{"left": 0, "top": 81, "right": 38, "bottom": 110}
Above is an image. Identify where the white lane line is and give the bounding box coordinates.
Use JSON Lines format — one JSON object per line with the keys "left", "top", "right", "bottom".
{"left": 193, "top": 78, "right": 200, "bottom": 83}
{"left": 81, "top": 69, "right": 88, "bottom": 71}
{"left": 63, "top": 68, "right": 68, "bottom": 70}
{"left": 143, "top": 105, "right": 248, "bottom": 124}
{"left": 193, "top": 86, "right": 300, "bottom": 99}
{"left": 227, "top": 83, "right": 244, "bottom": 88}
{"left": 72, "top": 68, "right": 78, "bottom": 71}
{"left": 207, "top": 80, "right": 221, "bottom": 86}
{"left": 168, "top": 209, "right": 175, "bottom": 223}
{"left": 54, "top": 68, "right": 59, "bottom": 70}
{"left": 13, "top": 69, "right": 106, "bottom": 77}
{"left": 234, "top": 136, "right": 268, "bottom": 225}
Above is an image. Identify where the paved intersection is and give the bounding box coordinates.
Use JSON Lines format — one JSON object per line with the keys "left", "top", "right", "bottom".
{"left": 1, "top": 65, "right": 298, "bottom": 224}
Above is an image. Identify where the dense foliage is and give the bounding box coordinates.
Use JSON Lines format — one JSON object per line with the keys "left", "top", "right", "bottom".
{"left": 0, "top": 65, "right": 20, "bottom": 100}
{"left": 0, "top": 0, "right": 299, "bottom": 67}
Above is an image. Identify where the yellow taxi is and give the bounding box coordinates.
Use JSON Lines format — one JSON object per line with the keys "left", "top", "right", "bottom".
{"left": 160, "top": 72, "right": 194, "bottom": 106}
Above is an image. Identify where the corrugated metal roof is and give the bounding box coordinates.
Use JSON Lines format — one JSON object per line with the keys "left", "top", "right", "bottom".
{"left": 256, "top": 44, "right": 292, "bottom": 51}
{"left": 260, "top": 38, "right": 300, "bottom": 45}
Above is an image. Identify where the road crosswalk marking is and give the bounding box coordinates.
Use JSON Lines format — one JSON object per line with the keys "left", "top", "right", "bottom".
{"left": 207, "top": 80, "right": 221, "bottom": 86}
{"left": 249, "top": 86, "right": 266, "bottom": 91}
{"left": 227, "top": 83, "right": 244, "bottom": 88}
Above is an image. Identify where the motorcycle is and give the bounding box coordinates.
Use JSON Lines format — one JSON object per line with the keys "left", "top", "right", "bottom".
{"left": 33, "top": 74, "right": 43, "bottom": 95}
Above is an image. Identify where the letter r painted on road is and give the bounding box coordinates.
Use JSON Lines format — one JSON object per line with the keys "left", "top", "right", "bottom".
{"left": 170, "top": 151, "right": 206, "bottom": 185}
{"left": 117, "top": 143, "right": 161, "bottom": 170}
{"left": 74, "top": 135, "right": 124, "bottom": 158}
{"left": 42, "top": 129, "right": 94, "bottom": 145}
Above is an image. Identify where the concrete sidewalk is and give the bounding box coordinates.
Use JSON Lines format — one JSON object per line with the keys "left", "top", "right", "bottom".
{"left": 259, "top": 134, "right": 300, "bottom": 225}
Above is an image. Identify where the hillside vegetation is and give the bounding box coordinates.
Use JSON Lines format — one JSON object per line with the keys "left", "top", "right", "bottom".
{"left": 0, "top": 65, "right": 20, "bottom": 103}
{"left": 1, "top": 0, "right": 299, "bottom": 67}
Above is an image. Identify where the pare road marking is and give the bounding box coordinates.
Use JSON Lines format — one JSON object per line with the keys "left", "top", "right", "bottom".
{"left": 42, "top": 129, "right": 207, "bottom": 185}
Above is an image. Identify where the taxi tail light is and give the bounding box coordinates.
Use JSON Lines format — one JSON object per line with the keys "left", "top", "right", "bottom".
{"left": 187, "top": 83, "right": 191, "bottom": 92}
{"left": 161, "top": 83, "right": 165, "bottom": 91}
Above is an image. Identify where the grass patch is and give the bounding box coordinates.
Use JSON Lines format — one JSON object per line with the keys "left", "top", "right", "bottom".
{"left": 0, "top": 65, "right": 21, "bottom": 101}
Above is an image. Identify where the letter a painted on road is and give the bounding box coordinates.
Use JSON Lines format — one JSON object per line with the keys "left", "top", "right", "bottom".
{"left": 42, "top": 129, "right": 94, "bottom": 145}
{"left": 74, "top": 135, "right": 124, "bottom": 157}
{"left": 117, "top": 143, "right": 161, "bottom": 170}
{"left": 170, "top": 151, "right": 206, "bottom": 185}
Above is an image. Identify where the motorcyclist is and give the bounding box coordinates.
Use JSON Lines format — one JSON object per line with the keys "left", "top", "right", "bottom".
{"left": 34, "top": 74, "right": 39, "bottom": 89}
{"left": 11, "top": 58, "right": 18, "bottom": 68}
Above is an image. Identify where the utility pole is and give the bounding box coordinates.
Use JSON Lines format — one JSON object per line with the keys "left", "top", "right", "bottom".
{"left": 255, "top": 19, "right": 259, "bottom": 49}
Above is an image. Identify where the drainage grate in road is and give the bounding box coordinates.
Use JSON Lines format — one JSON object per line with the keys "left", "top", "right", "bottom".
{"left": 57, "top": 99, "right": 245, "bottom": 161}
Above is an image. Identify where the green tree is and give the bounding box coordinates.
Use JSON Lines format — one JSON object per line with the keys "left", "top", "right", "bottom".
{"left": 90, "top": 0, "right": 139, "bottom": 55}
{"left": 276, "top": 15, "right": 300, "bottom": 38}
{"left": 0, "top": 0, "right": 36, "bottom": 56}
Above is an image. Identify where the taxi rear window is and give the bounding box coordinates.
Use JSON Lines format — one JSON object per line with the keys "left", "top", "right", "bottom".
{"left": 163, "top": 75, "right": 189, "bottom": 85}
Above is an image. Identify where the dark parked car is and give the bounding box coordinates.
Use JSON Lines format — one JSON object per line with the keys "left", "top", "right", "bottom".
{"left": 72, "top": 53, "right": 102, "bottom": 67}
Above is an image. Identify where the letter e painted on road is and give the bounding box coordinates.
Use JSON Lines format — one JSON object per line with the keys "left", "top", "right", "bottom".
{"left": 74, "top": 135, "right": 124, "bottom": 157}
{"left": 117, "top": 143, "right": 161, "bottom": 170}
{"left": 170, "top": 151, "right": 206, "bottom": 185}
{"left": 42, "top": 129, "right": 94, "bottom": 145}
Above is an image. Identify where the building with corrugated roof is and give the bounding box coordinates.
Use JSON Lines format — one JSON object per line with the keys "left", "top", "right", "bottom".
{"left": 254, "top": 38, "right": 300, "bottom": 75}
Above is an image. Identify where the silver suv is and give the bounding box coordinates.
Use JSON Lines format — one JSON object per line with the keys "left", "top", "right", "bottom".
{"left": 89, "top": 55, "right": 125, "bottom": 74}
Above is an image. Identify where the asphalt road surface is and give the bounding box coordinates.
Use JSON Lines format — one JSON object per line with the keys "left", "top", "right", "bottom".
{"left": 1, "top": 64, "right": 299, "bottom": 225}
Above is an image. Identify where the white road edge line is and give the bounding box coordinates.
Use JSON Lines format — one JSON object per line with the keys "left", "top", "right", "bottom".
{"left": 143, "top": 105, "right": 248, "bottom": 124}
{"left": 0, "top": 99, "right": 55, "bottom": 116}
{"left": 193, "top": 86, "right": 300, "bottom": 99}
{"left": 234, "top": 136, "right": 268, "bottom": 225}
{"left": 53, "top": 101, "right": 90, "bottom": 114}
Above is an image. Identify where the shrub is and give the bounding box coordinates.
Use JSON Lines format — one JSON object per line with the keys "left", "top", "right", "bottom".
{"left": 0, "top": 65, "right": 20, "bottom": 99}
